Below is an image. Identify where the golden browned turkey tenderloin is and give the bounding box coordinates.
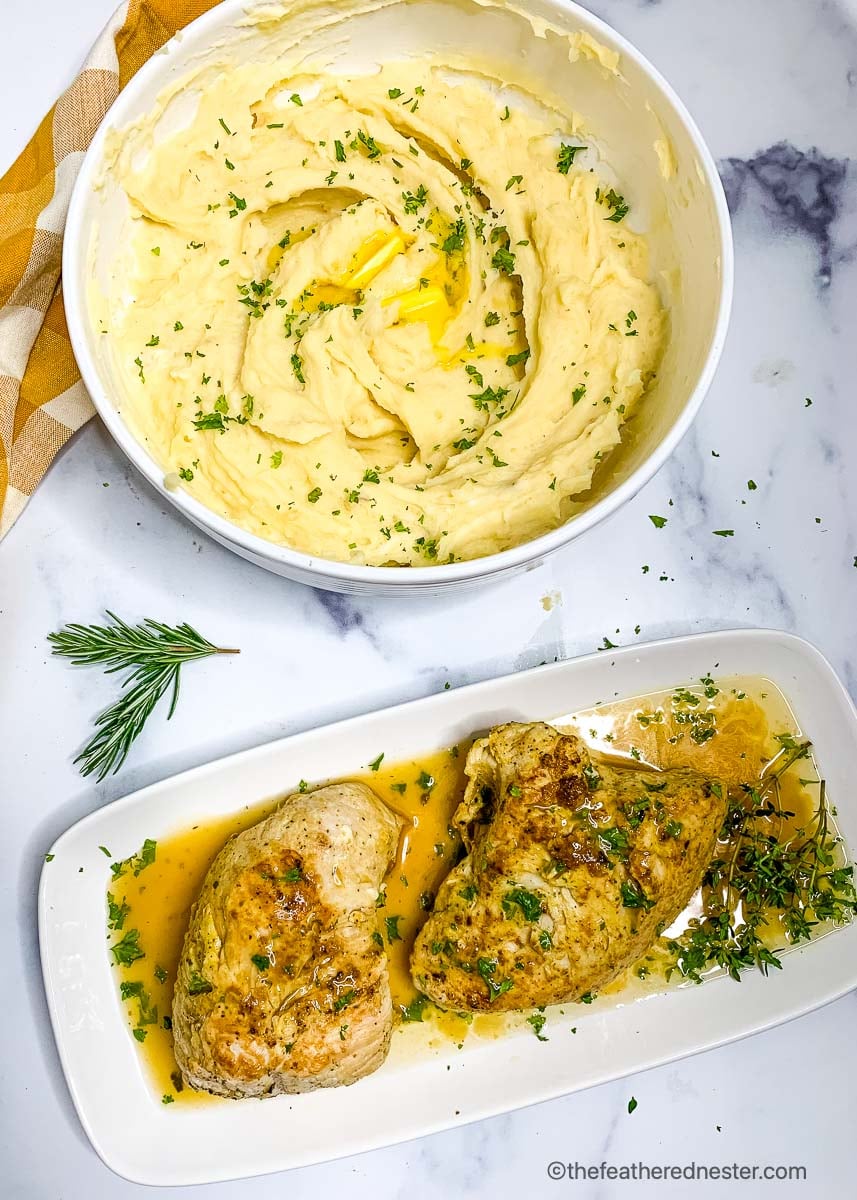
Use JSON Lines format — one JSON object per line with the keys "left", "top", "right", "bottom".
{"left": 173, "top": 782, "right": 401, "bottom": 1097}
{"left": 411, "top": 722, "right": 725, "bottom": 1011}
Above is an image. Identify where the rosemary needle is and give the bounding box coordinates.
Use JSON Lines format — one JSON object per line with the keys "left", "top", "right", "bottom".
{"left": 48, "top": 613, "right": 239, "bottom": 781}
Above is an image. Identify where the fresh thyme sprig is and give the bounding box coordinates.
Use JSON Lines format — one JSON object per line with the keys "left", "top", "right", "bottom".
{"left": 666, "top": 739, "right": 856, "bottom": 983}
{"left": 48, "top": 613, "right": 239, "bottom": 781}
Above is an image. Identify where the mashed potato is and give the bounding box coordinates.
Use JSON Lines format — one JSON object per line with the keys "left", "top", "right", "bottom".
{"left": 101, "top": 1, "right": 664, "bottom": 566}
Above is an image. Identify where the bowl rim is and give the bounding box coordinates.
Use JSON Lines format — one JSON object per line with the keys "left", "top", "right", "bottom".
{"left": 63, "top": 0, "right": 734, "bottom": 588}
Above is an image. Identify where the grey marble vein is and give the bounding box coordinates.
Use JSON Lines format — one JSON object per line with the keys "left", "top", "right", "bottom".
{"left": 719, "top": 141, "right": 849, "bottom": 285}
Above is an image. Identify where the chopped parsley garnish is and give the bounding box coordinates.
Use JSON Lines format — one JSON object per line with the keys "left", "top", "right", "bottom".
{"left": 307, "top": 487, "right": 322, "bottom": 503}
{"left": 476, "top": 957, "right": 513, "bottom": 1001}
{"left": 599, "top": 187, "right": 629, "bottom": 222}
{"left": 442, "top": 218, "right": 467, "bottom": 255}
{"left": 623, "top": 796, "right": 650, "bottom": 829}
{"left": 414, "top": 536, "right": 439, "bottom": 559}
{"left": 582, "top": 763, "right": 602, "bottom": 791}
{"left": 620, "top": 878, "right": 655, "bottom": 911}
{"left": 599, "top": 826, "right": 630, "bottom": 854}
{"left": 107, "top": 892, "right": 130, "bottom": 932}
{"left": 369, "top": 752, "right": 385, "bottom": 771}
{"left": 237, "top": 276, "right": 273, "bottom": 319}
{"left": 290, "top": 353, "right": 305, "bottom": 384}
{"left": 385, "top": 915, "right": 403, "bottom": 943}
{"left": 471, "top": 384, "right": 509, "bottom": 412}
{"left": 251, "top": 954, "right": 270, "bottom": 971}
{"left": 649, "top": 514, "right": 668, "bottom": 528}
{"left": 465, "top": 362, "right": 483, "bottom": 387}
{"left": 186, "top": 970, "right": 213, "bottom": 996}
{"left": 484, "top": 311, "right": 500, "bottom": 327}
{"left": 491, "top": 246, "right": 516, "bottom": 274}
{"left": 357, "top": 130, "right": 382, "bottom": 158}
{"left": 227, "top": 191, "right": 246, "bottom": 217}
{"left": 527, "top": 1012, "right": 549, "bottom": 1041}
{"left": 333, "top": 989, "right": 356, "bottom": 1012}
{"left": 502, "top": 887, "right": 543, "bottom": 922}
{"left": 557, "top": 143, "right": 584, "bottom": 174}
{"left": 572, "top": 383, "right": 586, "bottom": 405}
{"left": 120, "top": 980, "right": 158, "bottom": 1028}
{"left": 193, "top": 412, "right": 226, "bottom": 433}
{"left": 403, "top": 184, "right": 428, "bottom": 214}
{"left": 110, "top": 839, "right": 157, "bottom": 881}
{"left": 399, "top": 995, "right": 428, "bottom": 1022}
{"left": 110, "top": 928, "right": 144, "bottom": 967}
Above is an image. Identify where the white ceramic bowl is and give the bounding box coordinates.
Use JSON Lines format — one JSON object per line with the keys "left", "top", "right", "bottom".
{"left": 64, "top": 0, "right": 733, "bottom": 595}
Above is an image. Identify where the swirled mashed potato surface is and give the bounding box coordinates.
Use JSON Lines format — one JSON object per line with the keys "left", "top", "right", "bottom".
{"left": 101, "top": 8, "right": 664, "bottom": 566}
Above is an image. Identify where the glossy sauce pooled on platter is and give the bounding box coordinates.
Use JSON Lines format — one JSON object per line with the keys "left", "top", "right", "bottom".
{"left": 106, "top": 675, "right": 851, "bottom": 1103}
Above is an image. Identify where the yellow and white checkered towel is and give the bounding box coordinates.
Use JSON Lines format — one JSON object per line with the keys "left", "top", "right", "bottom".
{"left": 0, "top": 0, "right": 216, "bottom": 539}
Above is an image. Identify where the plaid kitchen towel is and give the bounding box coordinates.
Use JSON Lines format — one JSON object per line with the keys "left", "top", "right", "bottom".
{"left": 0, "top": 0, "right": 216, "bottom": 539}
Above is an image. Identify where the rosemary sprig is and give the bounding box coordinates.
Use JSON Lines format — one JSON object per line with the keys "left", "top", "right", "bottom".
{"left": 48, "top": 613, "right": 239, "bottom": 781}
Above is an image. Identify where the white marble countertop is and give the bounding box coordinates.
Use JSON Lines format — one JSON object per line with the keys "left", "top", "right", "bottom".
{"left": 3, "top": 1, "right": 857, "bottom": 1196}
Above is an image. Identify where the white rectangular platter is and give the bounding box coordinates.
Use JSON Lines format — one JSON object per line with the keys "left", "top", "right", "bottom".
{"left": 39, "top": 629, "right": 857, "bottom": 1186}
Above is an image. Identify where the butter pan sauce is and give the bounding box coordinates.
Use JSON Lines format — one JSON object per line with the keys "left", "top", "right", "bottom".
{"left": 106, "top": 674, "right": 852, "bottom": 1103}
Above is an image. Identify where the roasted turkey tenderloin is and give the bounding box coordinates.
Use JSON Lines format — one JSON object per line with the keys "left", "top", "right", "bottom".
{"left": 173, "top": 782, "right": 402, "bottom": 1097}
{"left": 411, "top": 722, "right": 726, "bottom": 1011}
